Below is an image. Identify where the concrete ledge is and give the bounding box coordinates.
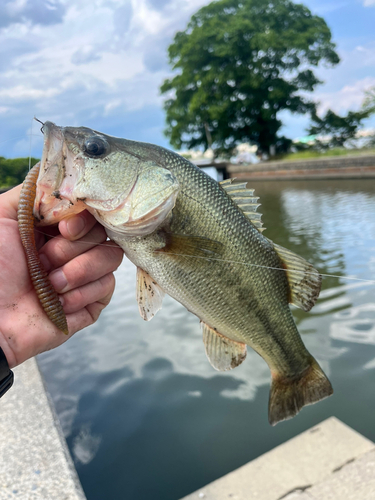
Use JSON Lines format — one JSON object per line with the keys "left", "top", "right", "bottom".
{"left": 229, "top": 166, "right": 375, "bottom": 181}
{"left": 2, "top": 362, "right": 374, "bottom": 500}
{"left": 0, "top": 358, "right": 86, "bottom": 500}
{"left": 227, "top": 154, "right": 375, "bottom": 174}
{"left": 181, "top": 417, "right": 375, "bottom": 500}
{"left": 195, "top": 154, "right": 375, "bottom": 180}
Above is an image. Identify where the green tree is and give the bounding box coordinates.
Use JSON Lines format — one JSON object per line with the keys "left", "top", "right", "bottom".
{"left": 361, "top": 87, "right": 375, "bottom": 148}
{"left": 307, "top": 109, "right": 371, "bottom": 149}
{"left": 0, "top": 157, "right": 39, "bottom": 188}
{"left": 160, "top": 0, "right": 339, "bottom": 155}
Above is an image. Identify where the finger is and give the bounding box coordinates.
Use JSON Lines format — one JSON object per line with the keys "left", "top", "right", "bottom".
{"left": 39, "top": 223, "right": 108, "bottom": 272}
{"left": 49, "top": 241, "right": 123, "bottom": 293}
{"left": 0, "top": 184, "right": 22, "bottom": 220}
{"left": 35, "top": 225, "right": 60, "bottom": 250}
{"left": 58, "top": 210, "right": 98, "bottom": 241}
{"left": 65, "top": 290, "right": 115, "bottom": 334}
{"left": 61, "top": 272, "right": 115, "bottom": 314}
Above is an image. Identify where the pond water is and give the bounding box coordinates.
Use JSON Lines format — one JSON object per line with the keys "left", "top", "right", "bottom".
{"left": 38, "top": 177, "right": 375, "bottom": 500}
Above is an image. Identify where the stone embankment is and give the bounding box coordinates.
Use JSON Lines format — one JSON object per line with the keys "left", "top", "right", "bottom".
{"left": 182, "top": 417, "right": 375, "bottom": 500}
{"left": 227, "top": 154, "right": 375, "bottom": 180}
{"left": 1, "top": 360, "right": 374, "bottom": 500}
{"left": 0, "top": 359, "right": 86, "bottom": 499}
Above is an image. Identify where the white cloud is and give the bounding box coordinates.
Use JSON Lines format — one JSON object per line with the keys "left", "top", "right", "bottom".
{"left": 104, "top": 99, "right": 122, "bottom": 115}
{"left": 1, "top": 0, "right": 375, "bottom": 156}
{"left": 0, "top": 0, "right": 213, "bottom": 157}
{"left": 0, "top": 0, "right": 208, "bottom": 107}
{"left": 305, "top": 38, "right": 375, "bottom": 116}
{"left": 363, "top": 0, "right": 375, "bottom": 6}
{"left": 314, "top": 77, "right": 375, "bottom": 115}
{"left": 0, "top": 0, "right": 66, "bottom": 29}
{"left": 0, "top": 85, "right": 60, "bottom": 100}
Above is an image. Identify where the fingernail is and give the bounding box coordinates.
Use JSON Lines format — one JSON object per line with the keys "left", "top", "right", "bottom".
{"left": 66, "top": 215, "right": 85, "bottom": 238}
{"left": 39, "top": 253, "right": 51, "bottom": 273}
{"left": 50, "top": 269, "right": 68, "bottom": 293}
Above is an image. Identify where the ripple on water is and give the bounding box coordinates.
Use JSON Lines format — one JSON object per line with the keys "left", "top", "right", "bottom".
{"left": 37, "top": 179, "right": 375, "bottom": 500}
{"left": 330, "top": 303, "right": 375, "bottom": 345}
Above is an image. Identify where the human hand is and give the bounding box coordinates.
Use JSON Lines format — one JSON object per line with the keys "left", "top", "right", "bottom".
{"left": 0, "top": 184, "right": 123, "bottom": 368}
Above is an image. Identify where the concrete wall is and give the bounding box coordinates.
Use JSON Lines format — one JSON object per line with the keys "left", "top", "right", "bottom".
{"left": 227, "top": 154, "right": 375, "bottom": 180}
{"left": 181, "top": 417, "right": 375, "bottom": 500}
{"left": 0, "top": 359, "right": 86, "bottom": 500}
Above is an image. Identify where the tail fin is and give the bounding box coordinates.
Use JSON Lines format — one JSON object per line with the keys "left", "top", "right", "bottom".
{"left": 268, "top": 357, "right": 333, "bottom": 426}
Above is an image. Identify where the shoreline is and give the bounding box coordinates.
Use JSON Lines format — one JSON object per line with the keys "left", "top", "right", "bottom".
{"left": 0, "top": 358, "right": 86, "bottom": 499}
{"left": 194, "top": 153, "right": 375, "bottom": 181}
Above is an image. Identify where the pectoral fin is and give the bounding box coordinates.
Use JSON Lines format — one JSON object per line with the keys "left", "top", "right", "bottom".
{"left": 156, "top": 233, "right": 223, "bottom": 259}
{"left": 136, "top": 267, "right": 165, "bottom": 321}
{"left": 201, "top": 322, "right": 247, "bottom": 371}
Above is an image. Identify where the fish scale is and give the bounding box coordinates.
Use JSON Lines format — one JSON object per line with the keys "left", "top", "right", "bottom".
{"left": 32, "top": 122, "right": 333, "bottom": 425}
{"left": 112, "top": 158, "right": 308, "bottom": 369}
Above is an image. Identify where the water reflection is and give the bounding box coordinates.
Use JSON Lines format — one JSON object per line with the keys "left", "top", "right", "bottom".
{"left": 38, "top": 178, "right": 375, "bottom": 500}
{"left": 331, "top": 303, "right": 375, "bottom": 345}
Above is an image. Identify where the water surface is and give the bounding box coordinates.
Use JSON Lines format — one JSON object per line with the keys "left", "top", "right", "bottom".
{"left": 38, "top": 178, "right": 375, "bottom": 500}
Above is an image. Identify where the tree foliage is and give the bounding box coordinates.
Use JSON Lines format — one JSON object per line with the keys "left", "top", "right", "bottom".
{"left": 161, "top": 0, "right": 339, "bottom": 155}
{"left": 307, "top": 109, "right": 371, "bottom": 149}
{"left": 0, "top": 157, "right": 39, "bottom": 188}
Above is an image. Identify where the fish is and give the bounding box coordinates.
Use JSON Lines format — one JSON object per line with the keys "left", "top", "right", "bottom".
{"left": 31, "top": 121, "right": 333, "bottom": 425}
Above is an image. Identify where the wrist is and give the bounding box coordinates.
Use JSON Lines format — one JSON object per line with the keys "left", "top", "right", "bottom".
{"left": 0, "top": 346, "right": 14, "bottom": 397}
{"left": 0, "top": 329, "right": 17, "bottom": 369}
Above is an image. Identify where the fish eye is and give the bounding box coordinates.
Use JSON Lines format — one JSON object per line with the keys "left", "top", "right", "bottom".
{"left": 83, "top": 137, "right": 107, "bottom": 157}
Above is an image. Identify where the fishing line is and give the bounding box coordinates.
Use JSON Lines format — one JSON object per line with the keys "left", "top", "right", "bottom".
{"left": 33, "top": 227, "right": 375, "bottom": 285}
{"left": 11, "top": 126, "right": 375, "bottom": 287}
{"left": 0, "top": 135, "right": 40, "bottom": 147}
{"left": 28, "top": 117, "right": 34, "bottom": 171}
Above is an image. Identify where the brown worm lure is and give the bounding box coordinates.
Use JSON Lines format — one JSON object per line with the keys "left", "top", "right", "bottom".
{"left": 18, "top": 163, "right": 69, "bottom": 335}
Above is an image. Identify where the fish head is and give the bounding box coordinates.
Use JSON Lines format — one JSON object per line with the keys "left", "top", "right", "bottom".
{"left": 34, "top": 122, "right": 179, "bottom": 235}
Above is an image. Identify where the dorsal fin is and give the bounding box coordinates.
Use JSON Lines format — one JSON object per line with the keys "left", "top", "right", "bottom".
{"left": 270, "top": 240, "right": 322, "bottom": 312}
{"left": 220, "top": 179, "right": 265, "bottom": 232}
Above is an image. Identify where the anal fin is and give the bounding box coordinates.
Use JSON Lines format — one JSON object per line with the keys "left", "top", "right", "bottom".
{"left": 136, "top": 267, "right": 165, "bottom": 321}
{"left": 201, "top": 322, "right": 247, "bottom": 371}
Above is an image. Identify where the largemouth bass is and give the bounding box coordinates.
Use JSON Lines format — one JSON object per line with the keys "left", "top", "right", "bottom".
{"left": 31, "top": 121, "right": 332, "bottom": 425}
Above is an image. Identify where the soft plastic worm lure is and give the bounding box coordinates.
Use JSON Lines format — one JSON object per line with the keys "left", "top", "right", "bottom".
{"left": 17, "top": 163, "right": 69, "bottom": 335}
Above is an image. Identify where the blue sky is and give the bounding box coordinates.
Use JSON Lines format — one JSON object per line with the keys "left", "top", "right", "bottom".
{"left": 0, "top": 0, "right": 375, "bottom": 158}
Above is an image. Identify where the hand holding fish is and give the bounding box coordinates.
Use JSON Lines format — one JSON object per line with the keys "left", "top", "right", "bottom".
{"left": 0, "top": 185, "right": 123, "bottom": 368}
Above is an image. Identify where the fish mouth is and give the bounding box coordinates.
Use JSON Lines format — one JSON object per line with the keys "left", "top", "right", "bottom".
{"left": 33, "top": 122, "right": 86, "bottom": 225}
{"left": 34, "top": 190, "right": 80, "bottom": 225}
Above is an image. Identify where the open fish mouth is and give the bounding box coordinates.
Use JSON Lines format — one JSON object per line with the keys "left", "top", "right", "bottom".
{"left": 34, "top": 190, "right": 82, "bottom": 225}
{"left": 32, "top": 121, "right": 180, "bottom": 236}
{"left": 33, "top": 122, "right": 86, "bottom": 225}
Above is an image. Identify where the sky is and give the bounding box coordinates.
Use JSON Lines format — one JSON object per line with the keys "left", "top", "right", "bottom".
{"left": 1, "top": 0, "right": 375, "bottom": 158}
